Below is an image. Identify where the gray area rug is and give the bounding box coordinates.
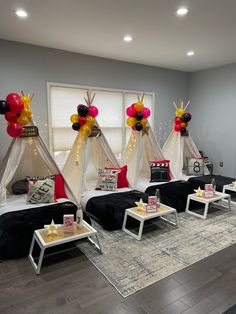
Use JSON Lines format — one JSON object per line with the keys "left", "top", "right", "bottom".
{"left": 78, "top": 207, "right": 236, "bottom": 298}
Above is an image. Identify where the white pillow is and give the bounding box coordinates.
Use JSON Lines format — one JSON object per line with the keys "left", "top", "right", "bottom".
{"left": 187, "top": 158, "right": 204, "bottom": 175}
{"left": 27, "top": 178, "right": 55, "bottom": 204}
{"left": 96, "top": 169, "right": 120, "bottom": 191}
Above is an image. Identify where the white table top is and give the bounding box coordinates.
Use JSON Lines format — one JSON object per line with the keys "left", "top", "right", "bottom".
{"left": 126, "top": 204, "right": 176, "bottom": 221}
{"left": 35, "top": 220, "right": 97, "bottom": 248}
{"left": 223, "top": 184, "right": 236, "bottom": 192}
{"left": 188, "top": 192, "right": 230, "bottom": 203}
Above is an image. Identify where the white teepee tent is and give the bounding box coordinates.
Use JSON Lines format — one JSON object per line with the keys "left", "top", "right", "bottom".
{"left": 62, "top": 92, "right": 121, "bottom": 203}
{"left": 162, "top": 100, "right": 209, "bottom": 180}
{"left": 0, "top": 121, "right": 77, "bottom": 206}
{"left": 62, "top": 131, "right": 120, "bottom": 203}
{"left": 123, "top": 125, "right": 168, "bottom": 189}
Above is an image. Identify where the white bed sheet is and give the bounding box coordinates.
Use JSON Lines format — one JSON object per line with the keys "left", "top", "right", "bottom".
{"left": 136, "top": 177, "right": 178, "bottom": 193}
{"left": 0, "top": 194, "right": 72, "bottom": 217}
{"left": 80, "top": 188, "right": 132, "bottom": 209}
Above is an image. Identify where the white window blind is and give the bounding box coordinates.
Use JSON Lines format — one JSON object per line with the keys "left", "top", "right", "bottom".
{"left": 49, "top": 84, "right": 154, "bottom": 167}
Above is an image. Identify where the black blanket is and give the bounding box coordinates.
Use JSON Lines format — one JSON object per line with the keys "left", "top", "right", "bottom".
{"left": 188, "top": 175, "right": 236, "bottom": 191}
{"left": 86, "top": 190, "right": 149, "bottom": 231}
{"left": 0, "top": 201, "right": 78, "bottom": 259}
{"left": 145, "top": 181, "right": 196, "bottom": 212}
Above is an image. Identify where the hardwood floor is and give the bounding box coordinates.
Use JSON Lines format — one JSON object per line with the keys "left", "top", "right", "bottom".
{"left": 0, "top": 243, "right": 236, "bottom": 314}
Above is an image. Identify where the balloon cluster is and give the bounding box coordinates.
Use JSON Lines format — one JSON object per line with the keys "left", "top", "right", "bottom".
{"left": 126, "top": 99, "right": 151, "bottom": 132}
{"left": 0, "top": 92, "right": 33, "bottom": 138}
{"left": 70, "top": 103, "right": 98, "bottom": 138}
{"left": 174, "top": 106, "right": 192, "bottom": 136}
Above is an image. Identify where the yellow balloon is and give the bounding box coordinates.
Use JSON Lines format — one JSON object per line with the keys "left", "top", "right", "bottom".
{"left": 126, "top": 117, "right": 136, "bottom": 127}
{"left": 180, "top": 122, "right": 187, "bottom": 128}
{"left": 20, "top": 96, "right": 31, "bottom": 107}
{"left": 80, "top": 125, "right": 92, "bottom": 138}
{"left": 141, "top": 118, "right": 147, "bottom": 126}
{"left": 176, "top": 108, "right": 185, "bottom": 117}
{"left": 17, "top": 115, "right": 29, "bottom": 125}
{"left": 135, "top": 102, "right": 144, "bottom": 112}
{"left": 86, "top": 116, "right": 96, "bottom": 127}
{"left": 70, "top": 114, "right": 79, "bottom": 124}
{"left": 22, "top": 107, "right": 32, "bottom": 118}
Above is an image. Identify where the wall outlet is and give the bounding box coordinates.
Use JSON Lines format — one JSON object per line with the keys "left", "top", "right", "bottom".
{"left": 219, "top": 161, "right": 223, "bottom": 167}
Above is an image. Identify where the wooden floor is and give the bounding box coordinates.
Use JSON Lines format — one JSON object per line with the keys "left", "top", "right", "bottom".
{"left": 1, "top": 242, "right": 236, "bottom": 314}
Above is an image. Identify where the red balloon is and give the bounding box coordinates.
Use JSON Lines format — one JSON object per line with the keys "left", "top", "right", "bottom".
{"left": 9, "top": 99, "right": 24, "bottom": 114}
{"left": 7, "top": 123, "right": 23, "bottom": 138}
{"left": 174, "top": 123, "right": 182, "bottom": 132}
{"left": 142, "top": 107, "right": 151, "bottom": 118}
{"left": 6, "top": 93, "right": 20, "bottom": 105}
{"left": 126, "top": 106, "right": 137, "bottom": 117}
{"left": 5, "top": 111, "right": 17, "bottom": 123}
{"left": 88, "top": 106, "right": 99, "bottom": 118}
{"left": 174, "top": 117, "right": 183, "bottom": 125}
{"left": 78, "top": 116, "right": 86, "bottom": 125}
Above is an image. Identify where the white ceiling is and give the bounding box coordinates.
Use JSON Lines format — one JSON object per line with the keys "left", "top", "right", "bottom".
{"left": 0, "top": 0, "right": 236, "bottom": 72}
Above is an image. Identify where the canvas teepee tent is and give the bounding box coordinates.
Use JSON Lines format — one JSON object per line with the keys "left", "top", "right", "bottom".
{"left": 122, "top": 93, "right": 169, "bottom": 189}
{"left": 123, "top": 126, "right": 167, "bottom": 189}
{"left": 162, "top": 100, "right": 209, "bottom": 180}
{"left": 0, "top": 120, "right": 76, "bottom": 206}
{"left": 62, "top": 93, "right": 121, "bottom": 203}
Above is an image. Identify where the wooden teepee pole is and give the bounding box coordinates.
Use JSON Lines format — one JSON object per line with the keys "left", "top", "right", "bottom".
{"left": 184, "top": 100, "right": 191, "bottom": 111}
{"left": 141, "top": 93, "right": 145, "bottom": 103}
{"left": 173, "top": 101, "right": 177, "bottom": 110}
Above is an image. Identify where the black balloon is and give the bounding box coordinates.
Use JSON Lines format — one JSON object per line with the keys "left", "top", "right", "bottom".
{"left": 181, "top": 127, "right": 188, "bottom": 136}
{"left": 0, "top": 100, "right": 9, "bottom": 115}
{"left": 182, "top": 112, "right": 192, "bottom": 122}
{"left": 77, "top": 105, "right": 89, "bottom": 117}
{"left": 136, "top": 112, "right": 144, "bottom": 121}
{"left": 135, "top": 122, "right": 143, "bottom": 131}
{"left": 72, "top": 123, "right": 80, "bottom": 131}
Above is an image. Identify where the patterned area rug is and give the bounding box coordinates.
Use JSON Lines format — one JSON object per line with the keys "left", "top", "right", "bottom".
{"left": 78, "top": 207, "right": 236, "bottom": 298}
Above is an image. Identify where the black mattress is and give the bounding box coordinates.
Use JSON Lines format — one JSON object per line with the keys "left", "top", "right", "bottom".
{"left": 188, "top": 175, "right": 236, "bottom": 191}
{"left": 0, "top": 200, "right": 79, "bottom": 259}
{"left": 145, "top": 181, "right": 196, "bottom": 212}
{"left": 86, "top": 190, "right": 149, "bottom": 231}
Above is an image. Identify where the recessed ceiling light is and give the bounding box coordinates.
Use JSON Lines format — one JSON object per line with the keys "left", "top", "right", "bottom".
{"left": 176, "top": 7, "right": 189, "bottom": 16}
{"left": 123, "top": 35, "right": 132, "bottom": 42}
{"left": 15, "top": 9, "right": 28, "bottom": 18}
{"left": 187, "top": 51, "right": 195, "bottom": 56}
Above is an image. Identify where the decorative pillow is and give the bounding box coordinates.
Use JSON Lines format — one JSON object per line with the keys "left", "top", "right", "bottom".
{"left": 27, "top": 177, "right": 55, "bottom": 204}
{"left": 26, "top": 174, "right": 67, "bottom": 199}
{"left": 187, "top": 158, "right": 204, "bottom": 175}
{"left": 105, "top": 165, "right": 129, "bottom": 188}
{"left": 55, "top": 174, "right": 67, "bottom": 199}
{"left": 12, "top": 179, "right": 27, "bottom": 194}
{"left": 96, "top": 169, "right": 120, "bottom": 191}
{"left": 149, "top": 160, "right": 171, "bottom": 182}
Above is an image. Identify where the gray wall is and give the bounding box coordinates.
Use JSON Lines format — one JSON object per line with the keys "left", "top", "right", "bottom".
{"left": 189, "top": 63, "right": 236, "bottom": 177}
{"left": 0, "top": 39, "right": 190, "bottom": 163}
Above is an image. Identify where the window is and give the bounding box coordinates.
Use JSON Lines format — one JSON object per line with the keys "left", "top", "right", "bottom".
{"left": 48, "top": 83, "right": 154, "bottom": 168}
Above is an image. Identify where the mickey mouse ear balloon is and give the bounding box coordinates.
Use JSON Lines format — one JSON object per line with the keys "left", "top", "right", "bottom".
{"left": 0, "top": 91, "right": 34, "bottom": 138}
{"left": 126, "top": 93, "right": 150, "bottom": 133}
{"left": 70, "top": 93, "right": 98, "bottom": 138}
{"left": 173, "top": 99, "right": 191, "bottom": 136}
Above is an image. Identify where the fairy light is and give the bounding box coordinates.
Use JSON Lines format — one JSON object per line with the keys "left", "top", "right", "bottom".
{"left": 28, "top": 137, "right": 33, "bottom": 145}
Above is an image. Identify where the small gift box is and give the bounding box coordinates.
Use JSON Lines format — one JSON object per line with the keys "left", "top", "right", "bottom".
{"left": 148, "top": 196, "right": 157, "bottom": 205}
{"left": 146, "top": 204, "right": 157, "bottom": 213}
{"left": 63, "top": 214, "right": 74, "bottom": 233}
{"left": 204, "top": 184, "right": 214, "bottom": 198}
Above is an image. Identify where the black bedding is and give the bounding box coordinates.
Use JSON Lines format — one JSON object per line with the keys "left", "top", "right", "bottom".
{"left": 145, "top": 181, "right": 196, "bottom": 212}
{"left": 86, "top": 190, "right": 149, "bottom": 231}
{"left": 0, "top": 201, "right": 79, "bottom": 259}
{"left": 188, "top": 175, "right": 236, "bottom": 191}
